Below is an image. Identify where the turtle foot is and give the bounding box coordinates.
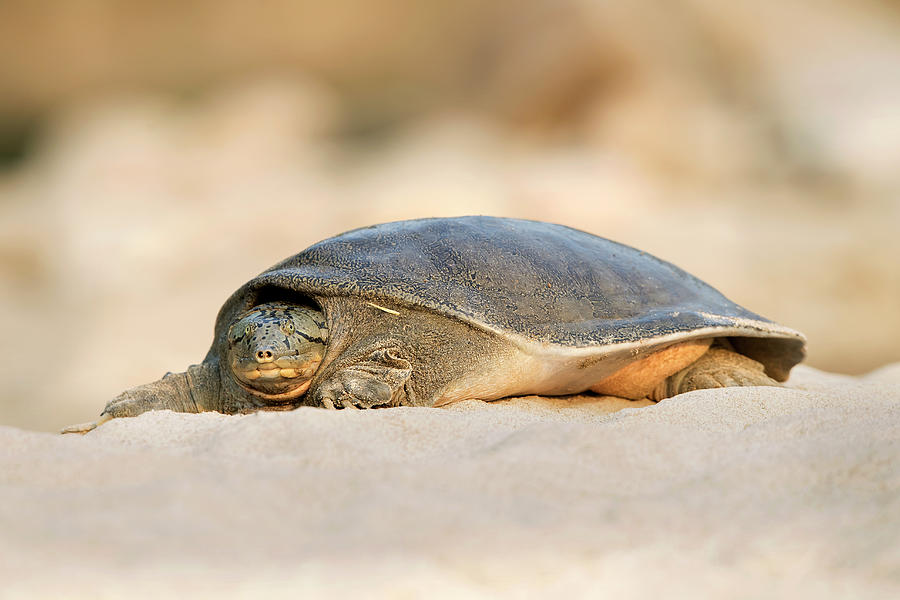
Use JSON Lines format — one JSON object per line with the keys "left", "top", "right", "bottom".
{"left": 314, "top": 369, "right": 396, "bottom": 409}
{"left": 652, "top": 348, "right": 778, "bottom": 400}
{"left": 311, "top": 348, "right": 413, "bottom": 409}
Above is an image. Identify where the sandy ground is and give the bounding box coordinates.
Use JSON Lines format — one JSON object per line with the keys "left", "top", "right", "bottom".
{"left": 1, "top": 364, "right": 898, "bottom": 599}
{"left": 0, "top": 4, "right": 896, "bottom": 596}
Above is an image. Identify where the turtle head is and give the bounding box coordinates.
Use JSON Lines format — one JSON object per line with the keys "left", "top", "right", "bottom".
{"left": 225, "top": 302, "right": 327, "bottom": 401}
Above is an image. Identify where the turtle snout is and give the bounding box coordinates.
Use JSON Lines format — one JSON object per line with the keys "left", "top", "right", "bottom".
{"left": 255, "top": 349, "right": 275, "bottom": 363}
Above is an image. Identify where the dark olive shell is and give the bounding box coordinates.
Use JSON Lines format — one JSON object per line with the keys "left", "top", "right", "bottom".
{"left": 210, "top": 216, "right": 805, "bottom": 380}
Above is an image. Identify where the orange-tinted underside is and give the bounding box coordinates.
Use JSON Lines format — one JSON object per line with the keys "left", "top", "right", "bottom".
{"left": 590, "top": 338, "right": 713, "bottom": 400}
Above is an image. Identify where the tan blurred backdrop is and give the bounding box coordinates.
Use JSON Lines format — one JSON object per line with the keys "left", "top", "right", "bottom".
{"left": 1, "top": 0, "right": 898, "bottom": 431}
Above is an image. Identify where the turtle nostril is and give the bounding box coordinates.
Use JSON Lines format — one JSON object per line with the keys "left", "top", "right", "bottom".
{"left": 255, "top": 350, "right": 274, "bottom": 362}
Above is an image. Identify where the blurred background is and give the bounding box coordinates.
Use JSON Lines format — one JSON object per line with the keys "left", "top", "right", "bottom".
{"left": 0, "top": 0, "right": 898, "bottom": 431}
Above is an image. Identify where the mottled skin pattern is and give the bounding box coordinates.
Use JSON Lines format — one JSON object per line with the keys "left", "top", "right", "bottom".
{"left": 62, "top": 216, "right": 806, "bottom": 433}
{"left": 226, "top": 302, "right": 326, "bottom": 399}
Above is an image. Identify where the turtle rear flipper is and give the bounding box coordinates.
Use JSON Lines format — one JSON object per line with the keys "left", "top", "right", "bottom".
{"left": 652, "top": 348, "right": 778, "bottom": 400}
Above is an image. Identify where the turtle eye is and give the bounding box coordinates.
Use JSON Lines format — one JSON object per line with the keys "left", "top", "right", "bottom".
{"left": 245, "top": 323, "right": 257, "bottom": 336}
{"left": 280, "top": 320, "right": 294, "bottom": 335}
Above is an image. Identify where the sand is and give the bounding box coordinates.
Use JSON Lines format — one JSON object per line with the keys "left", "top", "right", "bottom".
{"left": 1, "top": 364, "right": 898, "bottom": 599}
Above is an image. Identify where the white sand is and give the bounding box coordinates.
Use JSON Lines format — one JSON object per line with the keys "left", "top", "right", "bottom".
{"left": 2, "top": 365, "right": 899, "bottom": 599}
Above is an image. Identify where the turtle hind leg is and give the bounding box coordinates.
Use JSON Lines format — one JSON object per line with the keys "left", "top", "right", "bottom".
{"left": 650, "top": 347, "right": 778, "bottom": 400}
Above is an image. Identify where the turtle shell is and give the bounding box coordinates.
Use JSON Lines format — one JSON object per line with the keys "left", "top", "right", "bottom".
{"left": 210, "top": 216, "right": 805, "bottom": 380}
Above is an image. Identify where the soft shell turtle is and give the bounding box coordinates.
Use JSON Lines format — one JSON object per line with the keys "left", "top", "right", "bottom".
{"left": 64, "top": 216, "right": 805, "bottom": 432}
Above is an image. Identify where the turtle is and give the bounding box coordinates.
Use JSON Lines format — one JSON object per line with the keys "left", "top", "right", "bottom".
{"left": 63, "top": 216, "right": 805, "bottom": 433}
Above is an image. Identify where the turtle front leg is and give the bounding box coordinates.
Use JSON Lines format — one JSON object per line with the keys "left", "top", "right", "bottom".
{"left": 60, "top": 377, "right": 185, "bottom": 435}
{"left": 61, "top": 363, "right": 221, "bottom": 434}
{"left": 310, "top": 348, "right": 414, "bottom": 409}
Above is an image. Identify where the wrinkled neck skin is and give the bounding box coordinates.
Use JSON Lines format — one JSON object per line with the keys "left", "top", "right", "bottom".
{"left": 217, "top": 301, "right": 328, "bottom": 413}
{"left": 183, "top": 361, "right": 223, "bottom": 412}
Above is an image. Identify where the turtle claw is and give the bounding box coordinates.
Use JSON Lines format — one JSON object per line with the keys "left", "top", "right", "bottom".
{"left": 60, "top": 421, "right": 96, "bottom": 435}
{"left": 316, "top": 393, "right": 358, "bottom": 410}
{"left": 60, "top": 414, "right": 112, "bottom": 435}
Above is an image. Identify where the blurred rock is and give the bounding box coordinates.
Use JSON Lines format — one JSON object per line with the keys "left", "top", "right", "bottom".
{"left": 1, "top": 1, "right": 898, "bottom": 189}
